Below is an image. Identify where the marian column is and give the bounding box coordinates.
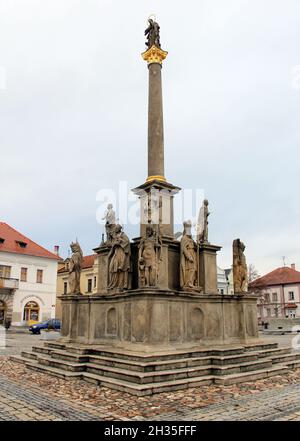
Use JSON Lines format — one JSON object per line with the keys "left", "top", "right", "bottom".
{"left": 142, "top": 34, "right": 168, "bottom": 181}
{"left": 133, "top": 19, "right": 180, "bottom": 239}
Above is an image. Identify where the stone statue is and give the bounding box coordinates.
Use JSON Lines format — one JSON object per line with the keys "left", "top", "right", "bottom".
{"left": 108, "top": 224, "right": 131, "bottom": 290}
{"left": 180, "top": 220, "right": 198, "bottom": 290}
{"left": 102, "top": 203, "right": 116, "bottom": 243}
{"left": 233, "top": 239, "right": 248, "bottom": 294}
{"left": 197, "top": 199, "right": 210, "bottom": 244}
{"left": 145, "top": 18, "right": 161, "bottom": 48}
{"left": 68, "top": 241, "right": 83, "bottom": 294}
{"left": 138, "top": 225, "right": 162, "bottom": 287}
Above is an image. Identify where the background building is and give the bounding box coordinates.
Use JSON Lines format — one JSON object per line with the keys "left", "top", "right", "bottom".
{"left": 56, "top": 254, "right": 97, "bottom": 319}
{"left": 250, "top": 264, "right": 300, "bottom": 323}
{"left": 217, "top": 266, "right": 234, "bottom": 294}
{"left": 0, "top": 222, "right": 59, "bottom": 326}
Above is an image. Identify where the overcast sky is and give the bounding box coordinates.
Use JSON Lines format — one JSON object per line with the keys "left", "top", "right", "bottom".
{"left": 0, "top": 0, "right": 299, "bottom": 275}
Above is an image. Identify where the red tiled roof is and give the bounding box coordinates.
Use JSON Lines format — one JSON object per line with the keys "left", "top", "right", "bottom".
{"left": 58, "top": 254, "right": 96, "bottom": 273}
{"left": 250, "top": 266, "right": 300, "bottom": 288}
{"left": 0, "top": 222, "right": 60, "bottom": 260}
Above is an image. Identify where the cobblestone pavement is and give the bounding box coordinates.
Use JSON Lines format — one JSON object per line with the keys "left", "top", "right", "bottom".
{"left": 0, "top": 331, "right": 300, "bottom": 421}
{"left": 0, "top": 374, "right": 101, "bottom": 421}
{"left": 148, "top": 383, "right": 300, "bottom": 421}
{"left": 0, "top": 357, "right": 300, "bottom": 421}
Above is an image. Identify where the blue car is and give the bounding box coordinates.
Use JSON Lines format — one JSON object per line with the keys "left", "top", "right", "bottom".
{"left": 29, "top": 319, "right": 61, "bottom": 334}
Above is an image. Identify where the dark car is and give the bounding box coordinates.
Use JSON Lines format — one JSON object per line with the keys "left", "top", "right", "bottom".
{"left": 29, "top": 319, "right": 61, "bottom": 334}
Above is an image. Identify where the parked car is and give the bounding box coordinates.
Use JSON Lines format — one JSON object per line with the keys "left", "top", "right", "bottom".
{"left": 29, "top": 319, "right": 61, "bottom": 334}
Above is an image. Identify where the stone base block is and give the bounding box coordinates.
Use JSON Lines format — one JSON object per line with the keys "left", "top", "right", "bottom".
{"left": 59, "top": 290, "right": 259, "bottom": 347}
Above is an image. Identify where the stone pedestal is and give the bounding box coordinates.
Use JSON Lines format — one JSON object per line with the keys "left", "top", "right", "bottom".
{"left": 132, "top": 180, "right": 180, "bottom": 239}
{"left": 60, "top": 291, "right": 259, "bottom": 348}
{"left": 199, "top": 244, "right": 222, "bottom": 294}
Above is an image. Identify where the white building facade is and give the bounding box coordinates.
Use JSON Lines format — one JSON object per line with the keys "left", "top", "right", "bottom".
{"left": 217, "top": 267, "right": 234, "bottom": 295}
{"left": 0, "top": 222, "right": 59, "bottom": 326}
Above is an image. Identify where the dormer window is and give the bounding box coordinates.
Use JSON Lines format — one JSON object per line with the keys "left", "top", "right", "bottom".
{"left": 0, "top": 238, "right": 4, "bottom": 244}
{"left": 16, "top": 240, "right": 27, "bottom": 248}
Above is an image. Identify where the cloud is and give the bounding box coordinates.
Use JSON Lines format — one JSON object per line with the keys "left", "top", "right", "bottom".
{"left": 0, "top": 0, "right": 299, "bottom": 275}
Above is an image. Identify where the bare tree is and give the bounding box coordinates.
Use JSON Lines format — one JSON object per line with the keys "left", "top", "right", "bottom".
{"left": 248, "top": 263, "right": 260, "bottom": 283}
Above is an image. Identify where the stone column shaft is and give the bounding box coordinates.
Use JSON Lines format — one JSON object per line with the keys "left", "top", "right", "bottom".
{"left": 148, "top": 63, "right": 164, "bottom": 179}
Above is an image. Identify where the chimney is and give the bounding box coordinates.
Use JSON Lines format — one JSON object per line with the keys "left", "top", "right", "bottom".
{"left": 291, "top": 263, "right": 296, "bottom": 270}
{"left": 54, "top": 245, "right": 59, "bottom": 256}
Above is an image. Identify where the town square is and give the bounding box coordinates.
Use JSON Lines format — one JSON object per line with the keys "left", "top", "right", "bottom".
{"left": 1, "top": 0, "right": 300, "bottom": 430}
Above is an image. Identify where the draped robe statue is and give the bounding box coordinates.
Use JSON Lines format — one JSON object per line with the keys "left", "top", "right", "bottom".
{"left": 102, "top": 203, "right": 116, "bottom": 244}
{"left": 180, "top": 221, "right": 198, "bottom": 290}
{"left": 68, "top": 241, "right": 83, "bottom": 294}
{"left": 196, "top": 199, "right": 210, "bottom": 244}
{"left": 108, "top": 225, "right": 131, "bottom": 290}
{"left": 138, "top": 225, "right": 162, "bottom": 287}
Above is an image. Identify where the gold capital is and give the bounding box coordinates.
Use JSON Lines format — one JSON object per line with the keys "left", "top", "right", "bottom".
{"left": 142, "top": 45, "right": 168, "bottom": 65}
{"left": 146, "top": 175, "right": 166, "bottom": 183}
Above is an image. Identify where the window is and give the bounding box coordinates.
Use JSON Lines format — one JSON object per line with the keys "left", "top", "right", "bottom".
{"left": 220, "top": 289, "right": 224, "bottom": 295}
{"left": 265, "top": 293, "right": 270, "bottom": 303}
{"left": 94, "top": 276, "right": 97, "bottom": 288}
{"left": 266, "top": 308, "right": 271, "bottom": 317}
{"left": 36, "top": 269, "right": 43, "bottom": 284}
{"left": 87, "top": 279, "right": 92, "bottom": 293}
{"left": 289, "top": 291, "right": 295, "bottom": 301}
{"left": 0, "top": 265, "right": 11, "bottom": 278}
{"left": 15, "top": 240, "right": 27, "bottom": 248}
{"left": 272, "top": 293, "right": 278, "bottom": 302}
{"left": 63, "top": 282, "right": 68, "bottom": 295}
{"left": 20, "top": 267, "right": 27, "bottom": 282}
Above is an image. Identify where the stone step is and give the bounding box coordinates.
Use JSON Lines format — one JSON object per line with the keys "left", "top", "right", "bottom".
{"left": 244, "top": 342, "right": 278, "bottom": 352}
{"left": 86, "top": 363, "right": 212, "bottom": 384}
{"left": 43, "top": 342, "right": 66, "bottom": 350}
{"left": 86, "top": 357, "right": 274, "bottom": 384}
{"left": 83, "top": 372, "right": 214, "bottom": 396}
{"left": 211, "top": 359, "right": 273, "bottom": 375}
{"left": 25, "top": 360, "right": 81, "bottom": 380}
{"left": 32, "top": 346, "right": 53, "bottom": 355}
{"left": 88, "top": 352, "right": 260, "bottom": 371}
{"left": 88, "top": 346, "right": 246, "bottom": 362}
{"left": 37, "top": 355, "right": 86, "bottom": 372}
{"left": 10, "top": 353, "right": 294, "bottom": 396}
{"left": 270, "top": 353, "right": 300, "bottom": 364}
{"left": 44, "top": 341, "right": 90, "bottom": 355}
{"left": 9, "top": 355, "right": 27, "bottom": 364}
{"left": 214, "top": 365, "right": 289, "bottom": 385}
{"left": 210, "top": 353, "right": 259, "bottom": 366}
{"left": 21, "top": 351, "right": 38, "bottom": 361}
{"left": 284, "top": 359, "right": 300, "bottom": 369}
{"left": 89, "top": 354, "right": 216, "bottom": 372}
{"left": 21, "top": 358, "right": 215, "bottom": 396}
{"left": 257, "top": 347, "right": 291, "bottom": 358}
{"left": 49, "top": 349, "right": 90, "bottom": 363}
